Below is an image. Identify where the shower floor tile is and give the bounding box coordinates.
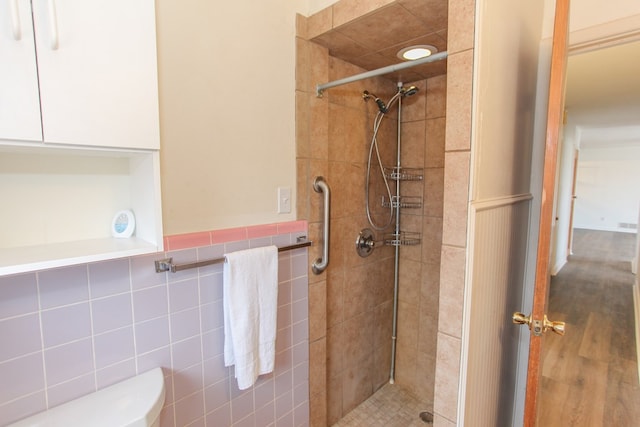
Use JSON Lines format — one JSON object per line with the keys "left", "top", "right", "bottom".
{"left": 330, "top": 383, "right": 431, "bottom": 427}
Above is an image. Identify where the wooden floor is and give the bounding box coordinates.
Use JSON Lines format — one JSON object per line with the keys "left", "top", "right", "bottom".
{"left": 538, "top": 229, "right": 640, "bottom": 426}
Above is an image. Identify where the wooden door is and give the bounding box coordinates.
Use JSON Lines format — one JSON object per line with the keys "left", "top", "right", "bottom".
{"left": 522, "top": 0, "right": 570, "bottom": 425}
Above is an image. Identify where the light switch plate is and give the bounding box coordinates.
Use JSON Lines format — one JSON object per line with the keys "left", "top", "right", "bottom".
{"left": 278, "top": 187, "right": 291, "bottom": 213}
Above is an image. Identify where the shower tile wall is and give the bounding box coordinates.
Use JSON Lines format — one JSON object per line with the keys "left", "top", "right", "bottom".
{"left": 0, "top": 224, "right": 310, "bottom": 427}
{"left": 296, "top": 12, "right": 446, "bottom": 426}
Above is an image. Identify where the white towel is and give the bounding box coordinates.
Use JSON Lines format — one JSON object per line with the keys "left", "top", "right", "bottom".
{"left": 223, "top": 245, "right": 278, "bottom": 390}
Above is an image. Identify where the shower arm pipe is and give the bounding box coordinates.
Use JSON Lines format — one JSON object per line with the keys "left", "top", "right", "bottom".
{"left": 316, "top": 51, "right": 448, "bottom": 97}
{"left": 312, "top": 176, "right": 330, "bottom": 274}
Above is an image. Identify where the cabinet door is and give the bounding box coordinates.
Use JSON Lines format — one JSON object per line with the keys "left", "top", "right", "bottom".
{"left": 32, "top": 0, "right": 160, "bottom": 149}
{"left": 0, "top": 0, "right": 43, "bottom": 142}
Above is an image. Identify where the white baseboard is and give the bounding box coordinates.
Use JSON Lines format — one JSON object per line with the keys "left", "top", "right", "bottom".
{"left": 551, "top": 258, "right": 567, "bottom": 276}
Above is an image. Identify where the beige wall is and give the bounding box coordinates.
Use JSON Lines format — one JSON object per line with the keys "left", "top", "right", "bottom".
{"left": 155, "top": 0, "right": 305, "bottom": 234}
{"left": 543, "top": 0, "right": 640, "bottom": 38}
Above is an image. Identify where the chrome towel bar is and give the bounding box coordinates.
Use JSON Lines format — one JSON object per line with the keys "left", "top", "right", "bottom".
{"left": 154, "top": 237, "right": 312, "bottom": 273}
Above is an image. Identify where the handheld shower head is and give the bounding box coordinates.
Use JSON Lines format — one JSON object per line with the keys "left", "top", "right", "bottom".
{"left": 400, "top": 86, "right": 419, "bottom": 97}
{"left": 362, "top": 90, "right": 388, "bottom": 113}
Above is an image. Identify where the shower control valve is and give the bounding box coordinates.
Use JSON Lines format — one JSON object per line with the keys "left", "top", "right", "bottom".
{"left": 355, "top": 228, "right": 376, "bottom": 258}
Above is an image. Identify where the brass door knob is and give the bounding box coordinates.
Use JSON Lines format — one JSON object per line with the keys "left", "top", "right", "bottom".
{"left": 512, "top": 312, "right": 531, "bottom": 326}
{"left": 544, "top": 315, "right": 565, "bottom": 336}
{"left": 513, "top": 312, "right": 565, "bottom": 336}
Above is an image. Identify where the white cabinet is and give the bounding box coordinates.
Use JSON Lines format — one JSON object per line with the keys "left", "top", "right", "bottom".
{"left": 0, "top": 1, "right": 163, "bottom": 275}
{"left": 0, "top": 0, "right": 42, "bottom": 141}
{"left": 1, "top": 0, "right": 160, "bottom": 149}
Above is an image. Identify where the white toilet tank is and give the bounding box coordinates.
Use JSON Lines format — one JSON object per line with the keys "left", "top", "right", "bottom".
{"left": 9, "top": 367, "right": 165, "bottom": 427}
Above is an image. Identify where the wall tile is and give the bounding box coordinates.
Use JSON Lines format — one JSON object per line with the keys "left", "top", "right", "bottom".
{"left": 332, "top": 0, "right": 395, "bottom": 28}
{"left": 91, "top": 293, "right": 133, "bottom": 334}
{"left": 0, "top": 273, "right": 38, "bottom": 319}
{"left": 341, "top": 354, "right": 373, "bottom": 413}
{"left": 170, "top": 307, "right": 201, "bottom": 342}
{"left": 426, "top": 74, "right": 447, "bottom": 119}
{"left": 438, "top": 246, "right": 466, "bottom": 338}
{"left": 130, "top": 253, "right": 166, "bottom": 290}
{"left": 133, "top": 284, "right": 168, "bottom": 323}
{"left": 206, "top": 403, "right": 230, "bottom": 426}
{"left": 88, "top": 258, "right": 131, "bottom": 298}
{"left": 442, "top": 151, "right": 471, "bottom": 247}
{"left": 41, "top": 303, "right": 91, "bottom": 348}
{"left": 255, "top": 400, "right": 276, "bottom": 426}
{"left": 0, "top": 391, "right": 46, "bottom": 425}
{"left": 47, "top": 373, "right": 95, "bottom": 408}
{"left": 445, "top": 50, "right": 474, "bottom": 152}
{"left": 94, "top": 327, "right": 135, "bottom": 369}
{"left": 0, "top": 223, "right": 309, "bottom": 426}
{"left": 165, "top": 249, "right": 198, "bottom": 283}
{"left": 201, "top": 300, "right": 223, "bottom": 333}
{"left": 166, "top": 231, "right": 211, "bottom": 251}
{"left": 448, "top": 0, "right": 476, "bottom": 54}
{"left": 171, "top": 335, "right": 202, "bottom": 372}
{"left": 205, "top": 377, "right": 230, "bottom": 413}
{"left": 38, "top": 265, "right": 88, "bottom": 309}
{"left": 211, "top": 227, "right": 247, "bottom": 244}
{"left": 134, "top": 316, "right": 170, "bottom": 355}
{"left": 307, "top": 6, "right": 332, "bottom": 40}
{"left": 199, "top": 270, "right": 223, "bottom": 304}
{"left": 433, "top": 333, "right": 461, "bottom": 423}
{"left": 174, "top": 391, "right": 204, "bottom": 426}
{"left": 44, "top": 338, "right": 94, "bottom": 386}
{"left": 168, "top": 278, "right": 199, "bottom": 313}
{"left": 294, "top": 399, "right": 310, "bottom": 427}
{"left": 426, "top": 117, "right": 446, "bottom": 169}
{"left": 308, "top": 281, "right": 326, "bottom": 342}
{"left": 137, "top": 346, "right": 171, "bottom": 373}
{"left": 0, "top": 353, "right": 44, "bottom": 403}
{"left": 96, "top": 358, "right": 136, "bottom": 389}
{"left": 196, "top": 244, "right": 224, "bottom": 277}
{"left": 173, "top": 363, "right": 203, "bottom": 402}
{"left": 0, "top": 314, "right": 41, "bottom": 362}
{"left": 202, "top": 327, "right": 224, "bottom": 360}
{"left": 231, "top": 390, "right": 254, "bottom": 423}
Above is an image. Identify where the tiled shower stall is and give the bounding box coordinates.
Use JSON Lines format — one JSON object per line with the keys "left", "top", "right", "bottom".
{"left": 296, "top": 0, "right": 474, "bottom": 425}
{"left": 296, "top": 16, "right": 446, "bottom": 427}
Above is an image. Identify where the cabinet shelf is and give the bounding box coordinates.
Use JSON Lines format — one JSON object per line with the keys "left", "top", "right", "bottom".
{"left": 0, "top": 143, "right": 163, "bottom": 276}
{"left": 0, "top": 238, "right": 159, "bottom": 276}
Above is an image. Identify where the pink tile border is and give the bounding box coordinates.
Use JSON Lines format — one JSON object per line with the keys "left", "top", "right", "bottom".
{"left": 164, "top": 232, "right": 211, "bottom": 251}
{"left": 165, "top": 221, "right": 308, "bottom": 251}
{"left": 277, "top": 220, "right": 307, "bottom": 233}
{"left": 247, "top": 224, "right": 278, "bottom": 239}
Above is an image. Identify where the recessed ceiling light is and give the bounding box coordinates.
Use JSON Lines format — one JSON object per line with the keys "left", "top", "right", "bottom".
{"left": 397, "top": 45, "right": 438, "bottom": 61}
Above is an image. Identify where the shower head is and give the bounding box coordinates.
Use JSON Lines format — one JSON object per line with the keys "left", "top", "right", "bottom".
{"left": 362, "top": 90, "right": 388, "bottom": 113}
{"left": 400, "top": 86, "right": 419, "bottom": 97}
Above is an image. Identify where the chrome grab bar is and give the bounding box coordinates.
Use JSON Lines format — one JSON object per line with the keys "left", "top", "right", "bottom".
{"left": 312, "top": 176, "right": 330, "bottom": 274}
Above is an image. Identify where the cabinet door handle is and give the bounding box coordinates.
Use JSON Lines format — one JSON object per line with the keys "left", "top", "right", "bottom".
{"left": 10, "top": 0, "right": 21, "bottom": 40}
{"left": 47, "top": 0, "right": 59, "bottom": 50}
